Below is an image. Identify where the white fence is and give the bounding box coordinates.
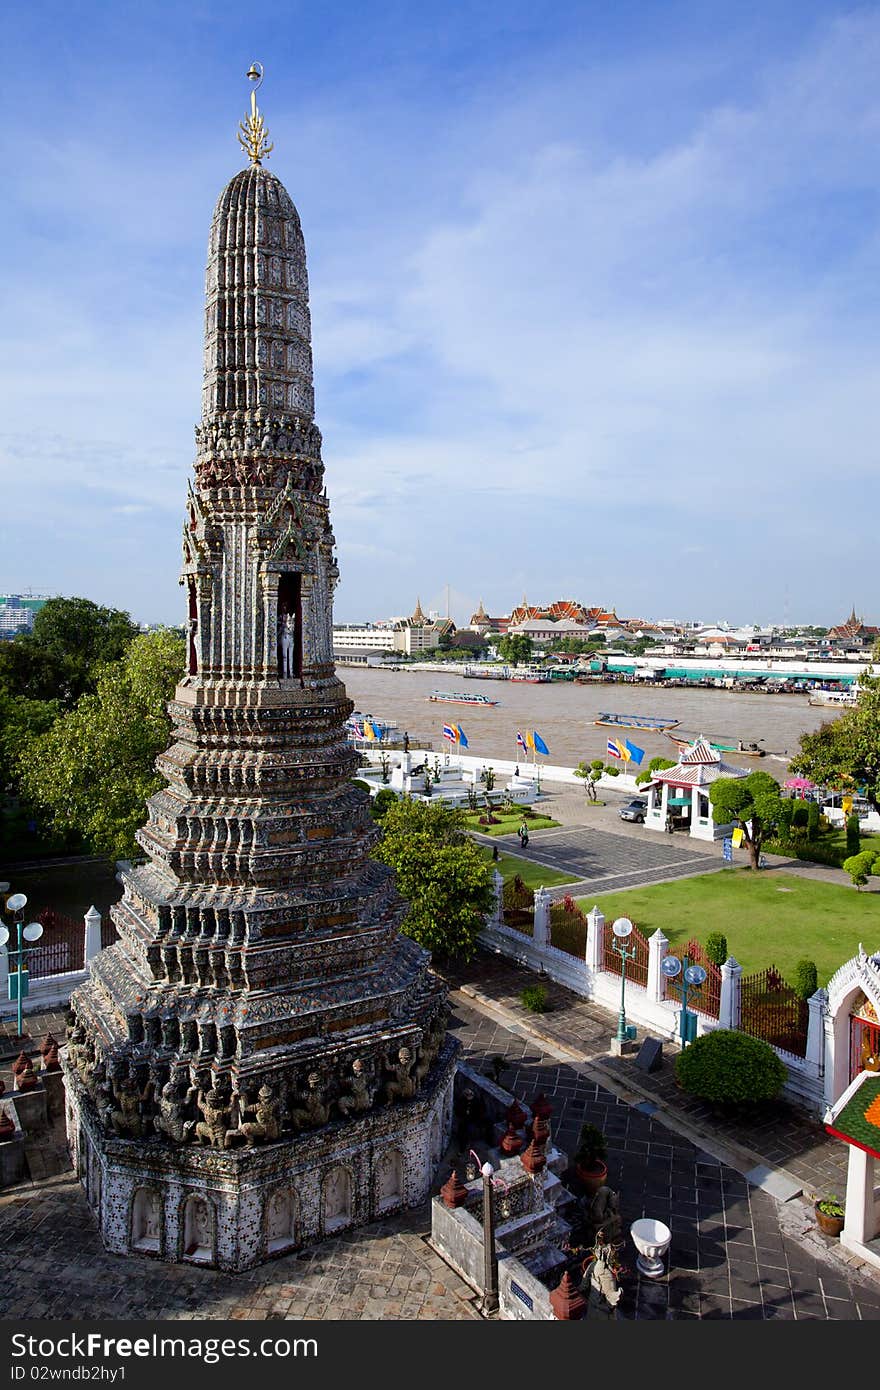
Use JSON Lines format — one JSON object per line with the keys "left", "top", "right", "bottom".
{"left": 480, "top": 875, "right": 826, "bottom": 1111}
{"left": 0, "top": 906, "right": 104, "bottom": 1018}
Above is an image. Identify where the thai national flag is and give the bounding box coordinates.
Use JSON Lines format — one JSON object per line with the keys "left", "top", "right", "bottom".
{"left": 607, "top": 738, "right": 623, "bottom": 759}
{"left": 442, "top": 724, "right": 458, "bottom": 743}
{"left": 516, "top": 731, "right": 528, "bottom": 753}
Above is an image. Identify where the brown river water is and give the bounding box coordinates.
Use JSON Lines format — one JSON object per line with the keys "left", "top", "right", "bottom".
{"left": 339, "top": 668, "right": 841, "bottom": 774}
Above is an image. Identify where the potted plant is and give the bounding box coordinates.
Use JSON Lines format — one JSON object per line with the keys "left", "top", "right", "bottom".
{"left": 814, "top": 1195, "right": 845, "bottom": 1238}
{"left": 573, "top": 1122, "right": 608, "bottom": 1194}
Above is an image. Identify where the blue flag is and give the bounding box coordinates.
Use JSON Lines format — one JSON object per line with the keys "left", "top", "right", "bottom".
{"left": 624, "top": 739, "right": 645, "bottom": 765}
{"left": 532, "top": 731, "right": 549, "bottom": 756}
{"left": 458, "top": 725, "right": 469, "bottom": 748}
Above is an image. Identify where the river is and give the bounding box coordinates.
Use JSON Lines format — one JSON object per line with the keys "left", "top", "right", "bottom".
{"left": 339, "top": 668, "right": 840, "bottom": 774}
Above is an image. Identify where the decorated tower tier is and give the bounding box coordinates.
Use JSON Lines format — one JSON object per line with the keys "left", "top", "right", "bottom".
{"left": 63, "top": 70, "right": 455, "bottom": 1271}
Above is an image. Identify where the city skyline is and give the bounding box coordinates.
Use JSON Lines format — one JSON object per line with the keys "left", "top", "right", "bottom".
{"left": 2, "top": 2, "right": 880, "bottom": 626}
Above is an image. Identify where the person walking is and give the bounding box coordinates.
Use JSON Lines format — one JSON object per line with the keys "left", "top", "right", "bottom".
{"left": 518, "top": 821, "right": 529, "bottom": 849}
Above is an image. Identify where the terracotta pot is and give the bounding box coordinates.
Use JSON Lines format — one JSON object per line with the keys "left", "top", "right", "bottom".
{"left": 815, "top": 1203, "right": 844, "bottom": 1238}
{"left": 574, "top": 1159, "right": 608, "bottom": 1195}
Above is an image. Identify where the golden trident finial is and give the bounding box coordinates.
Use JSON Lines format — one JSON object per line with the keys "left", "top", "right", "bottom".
{"left": 238, "top": 62, "right": 274, "bottom": 165}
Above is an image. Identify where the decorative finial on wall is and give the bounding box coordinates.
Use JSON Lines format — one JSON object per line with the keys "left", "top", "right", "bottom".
{"left": 238, "top": 62, "right": 274, "bottom": 165}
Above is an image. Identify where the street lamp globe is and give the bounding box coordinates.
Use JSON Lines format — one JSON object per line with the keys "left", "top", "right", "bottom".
{"left": 612, "top": 917, "right": 633, "bottom": 939}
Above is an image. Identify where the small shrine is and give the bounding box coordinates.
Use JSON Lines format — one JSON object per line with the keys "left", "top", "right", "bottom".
{"left": 641, "top": 737, "right": 747, "bottom": 841}
{"left": 824, "top": 1070, "right": 880, "bottom": 1272}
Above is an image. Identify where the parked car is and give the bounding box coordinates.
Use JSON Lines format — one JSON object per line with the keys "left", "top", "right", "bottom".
{"left": 618, "top": 797, "right": 648, "bottom": 824}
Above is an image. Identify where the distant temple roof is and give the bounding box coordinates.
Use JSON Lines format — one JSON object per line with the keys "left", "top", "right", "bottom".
{"left": 828, "top": 607, "right": 879, "bottom": 643}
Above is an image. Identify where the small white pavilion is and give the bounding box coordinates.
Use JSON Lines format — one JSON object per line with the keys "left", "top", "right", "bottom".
{"left": 642, "top": 736, "right": 748, "bottom": 842}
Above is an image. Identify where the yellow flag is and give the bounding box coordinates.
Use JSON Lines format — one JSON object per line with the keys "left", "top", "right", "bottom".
{"left": 732, "top": 828, "right": 744, "bottom": 848}
{"left": 843, "top": 796, "right": 853, "bottom": 814}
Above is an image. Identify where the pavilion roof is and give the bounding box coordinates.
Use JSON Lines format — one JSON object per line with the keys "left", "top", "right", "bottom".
{"left": 824, "top": 1071, "right": 880, "bottom": 1161}
{"left": 652, "top": 737, "right": 748, "bottom": 787}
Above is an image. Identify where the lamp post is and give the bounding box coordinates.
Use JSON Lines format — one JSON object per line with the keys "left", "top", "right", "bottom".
{"left": 611, "top": 917, "right": 637, "bottom": 1044}
{"left": 660, "top": 953, "right": 707, "bottom": 1048}
{"left": 0, "top": 891, "right": 44, "bottom": 1039}
{"left": 481, "top": 1160, "right": 499, "bottom": 1314}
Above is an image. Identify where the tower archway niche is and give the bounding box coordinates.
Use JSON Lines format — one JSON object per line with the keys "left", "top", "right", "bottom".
{"left": 277, "top": 572, "right": 302, "bottom": 680}
{"left": 187, "top": 579, "right": 198, "bottom": 676}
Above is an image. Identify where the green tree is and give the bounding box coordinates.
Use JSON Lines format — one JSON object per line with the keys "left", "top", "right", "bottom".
{"left": 0, "top": 597, "right": 138, "bottom": 708}
{"left": 791, "top": 669, "right": 880, "bottom": 810}
{"left": 17, "top": 629, "right": 185, "bottom": 859}
{"left": 708, "top": 770, "right": 783, "bottom": 870}
{"left": 497, "top": 634, "right": 533, "bottom": 666}
{"left": 372, "top": 798, "right": 495, "bottom": 961}
{"left": 846, "top": 813, "right": 861, "bottom": 858}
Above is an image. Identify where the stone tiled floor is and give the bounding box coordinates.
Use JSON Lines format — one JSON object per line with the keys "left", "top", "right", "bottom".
{"left": 442, "top": 953, "right": 851, "bottom": 1199}
{"left": 1, "top": 996, "right": 877, "bottom": 1320}
{"left": 449, "top": 1000, "right": 880, "bottom": 1320}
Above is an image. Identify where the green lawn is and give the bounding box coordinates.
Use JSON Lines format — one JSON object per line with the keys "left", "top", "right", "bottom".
{"left": 479, "top": 847, "right": 577, "bottom": 891}
{"left": 576, "top": 869, "right": 880, "bottom": 984}
{"left": 462, "top": 811, "right": 560, "bottom": 837}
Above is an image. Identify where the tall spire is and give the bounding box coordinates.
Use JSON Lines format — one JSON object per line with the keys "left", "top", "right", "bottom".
{"left": 238, "top": 61, "right": 274, "bottom": 166}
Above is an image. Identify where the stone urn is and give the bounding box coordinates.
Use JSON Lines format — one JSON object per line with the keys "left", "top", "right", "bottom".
{"left": 549, "top": 1270, "right": 587, "bottom": 1320}
{"left": 440, "top": 1169, "right": 469, "bottom": 1209}
{"left": 0, "top": 1111, "right": 15, "bottom": 1143}
{"left": 520, "top": 1139, "right": 547, "bottom": 1176}
{"left": 11, "top": 1053, "right": 37, "bottom": 1093}
{"left": 506, "top": 1099, "right": 527, "bottom": 1132}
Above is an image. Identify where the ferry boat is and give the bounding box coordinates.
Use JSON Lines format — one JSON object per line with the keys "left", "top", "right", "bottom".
{"left": 665, "top": 729, "right": 765, "bottom": 757}
{"left": 427, "top": 691, "right": 500, "bottom": 706}
{"left": 808, "top": 689, "right": 858, "bottom": 708}
{"left": 594, "top": 712, "right": 679, "bottom": 731}
{"left": 509, "top": 666, "right": 553, "bottom": 684}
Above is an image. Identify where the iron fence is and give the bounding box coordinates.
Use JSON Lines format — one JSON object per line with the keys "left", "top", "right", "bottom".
{"left": 602, "top": 917, "right": 649, "bottom": 988}
{"left": 740, "top": 966, "right": 808, "bottom": 1057}
{"left": 25, "top": 908, "right": 85, "bottom": 980}
{"left": 664, "top": 937, "right": 721, "bottom": 1018}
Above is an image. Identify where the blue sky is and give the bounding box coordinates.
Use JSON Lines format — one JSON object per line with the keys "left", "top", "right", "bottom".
{"left": 2, "top": 1, "right": 879, "bottom": 627}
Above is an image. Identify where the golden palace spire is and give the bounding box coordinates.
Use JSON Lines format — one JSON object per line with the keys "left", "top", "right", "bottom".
{"left": 237, "top": 61, "right": 274, "bottom": 165}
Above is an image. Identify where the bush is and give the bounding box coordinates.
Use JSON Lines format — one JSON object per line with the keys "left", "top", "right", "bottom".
{"left": 792, "top": 959, "right": 818, "bottom": 1001}
{"left": 704, "top": 933, "right": 728, "bottom": 968}
{"left": 635, "top": 770, "right": 652, "bottom": 786}
{"left": 604, "top": 765, "right": 620, "bottom": 777}
{"left": 352, "top": 779, "right": 371, "bottom": 792}
{"left": 648, "top": 757, "right": 676, "bottom": 775}
{"left": 791, "top": 803, "right": 809, "bottom": 829}
{"left": 371, "top": 787, "right": 398, "bottom": 821}
{"left": 574, "top": 1122, "right": 607, "bottom": 1168}
{"left": 675, "top": 1030, "right": 787, "bottom": 1105}
{"left": 843, "top": 850, "right": 878, "bottom": 889}
{"left": 520, "top": 984, "right": 549, "bottom": 1013}
{"left": 846, "top": 814, "right": 861, "bottom": 858}
{"left": 806, "top": 802, "right": 820, "bottom": 841}
{"left": 776, "top": 800, "right": 794, "bottom": 838}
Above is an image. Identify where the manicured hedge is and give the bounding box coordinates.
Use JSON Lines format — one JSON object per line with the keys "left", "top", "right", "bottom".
{"left": 675, "top": 1029, "right": 787, "bottom": 1104}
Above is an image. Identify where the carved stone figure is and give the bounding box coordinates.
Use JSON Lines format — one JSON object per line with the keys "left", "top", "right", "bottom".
{"left": 278, "top": 609, "right": 296, "bottom": 678}
{"left": 415, "top": 1014, "right": 445, "bottom": 1087}
{"left": 111, "top": 1076, "right": 151, "bottom": 1139}
{"left": 336, "top": 1058, "right": 375, "bottom": 1118}
{"left": 581, "top": 1186, "right": 622, "bottom": 1248}
{"left": 237, "top": 1084, "right": 281, "bottom": 1146}
{"left": 583, "top": 1239, "right": 623, "bottom": 1318}
{"left": 195, "top": 1087, "right": 234, "bottom": 1149}
{"left": 290, "top": 1072, "right": 329, "bottom": 1132}
{"left": 153, "top": 1080, "right": 198, "bottom": 1146}
{"left": 384, "top": 1047, "right": 417, "bottom": 1104}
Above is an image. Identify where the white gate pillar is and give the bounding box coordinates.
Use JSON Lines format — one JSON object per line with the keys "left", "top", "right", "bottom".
{"left": 533, "top": 888, "right": 550, "bottom": 950}
{"left": 586, "top": 907, "right": 604, "bottom": 972}
{"left": 84, "top": 906, "right": 103, "bottom": 963}
{"left": 806, "top": 987, "right": 828, "bottom": 1074}
{"left": 647, "top": 929, "right": 669, "bottom": 1004}
{"left": 492, "top": 870, "right": 504, "bottom": 927}
{"left": 719, "top": 956, "right": 742, "bottom": 1030}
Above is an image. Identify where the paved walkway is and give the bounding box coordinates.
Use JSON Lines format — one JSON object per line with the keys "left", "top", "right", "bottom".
{"left": 2, "top": 998, "right": 879, "bottom": 1319}
{"left": 442, "top": 955, "right": 849, "bottom": 1201}
{"left": 473, "top": 822, "right": 721, "bottom": 898}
